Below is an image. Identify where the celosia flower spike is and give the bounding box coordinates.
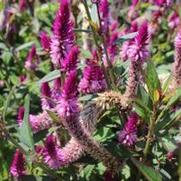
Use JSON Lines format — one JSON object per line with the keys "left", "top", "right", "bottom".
{"left": 56, "top": 70, "right": 79, "bottom": 118}
{"left": 127, "top": 21, "right": 150, "bottom": 62}
{"left": 25, "top": 45, "right": 39, "bottom": 70}
{"left": 42, "top": 134, "right": 64, "bottom": 169}
{"left": 50, "top": 0, "right": 74, "bottom": 67}
{"left": 40, "top": 82, "right": 54, "bottom": 109}
{"left": 10, "top": 149, "right": 26, "bottom": 178}
{"left": 79, "top": 60, "right": 107, "bottom": 94}
{"left": 61, "top": 46, "right": 79, "bottom": 72}
{"left": 173, "top": 30, "right": 181, "bottom": 87}
{"left": 40, "top": 31, "right": 51, "bottom": 51}
{"left": 17, "top": 106, "right": 25, "bottom": 125}
{"left": 118, "top": 113, "right": 138, "bottom": 147}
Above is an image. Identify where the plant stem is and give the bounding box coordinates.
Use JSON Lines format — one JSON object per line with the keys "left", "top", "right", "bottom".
{"left": 143, "top": 105, "right": 157, "bottom": 159}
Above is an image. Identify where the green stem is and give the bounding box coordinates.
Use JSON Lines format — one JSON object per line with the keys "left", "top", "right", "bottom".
{"left": 143, "top": 105, "right": 157, "bottom": 159}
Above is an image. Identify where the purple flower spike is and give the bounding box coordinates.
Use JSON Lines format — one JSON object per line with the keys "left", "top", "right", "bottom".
{"left": 51, "top": 78, "right": 62, "bottom": 100}
{"left": 168, "top": 12, "right": 180, "bottom": 30}
{"left": 29, "top": 112, "right": 51, "bottom": 133}
{"left": 19, "top": 0, "right": 27, "bottom": 12}
{"left": 50, "top": 0, "right": 74, "bottom": 67}
{"left": 173, "top": 31, "right": 181, "bottom": 87}
{"left": 127, "top": 22, "right": 150, "bottom": 62}
{"left": 42, "top": 135, "right": 64, "bottom": 169}
{"left": 25, "top": 45, "right": 39, "bottom": 70}
{"left": 40, "top": 31, "right": 51, "bottom": 51}
{"left": 41, "top": 82, "right": 54, "bottom": 109}
{"left": 17, "top": 106, "right": 25, "bottom": 125}
{"left": 10, "top": 149, "right": 26, "bottom": 178}
{"left": 61, "top": 46, "right": 79, "bottom": 72}
{"left": 56, "top": 71, "right": 79, "bottom": 118}
{"left": 132, "top": 0, "right": 139, "bottom": 6}
{"left": 79, "top": 60, "right": 107, "bottom": 94}
{"left": 118, "top": 113, "right": 138, "bottom": 147}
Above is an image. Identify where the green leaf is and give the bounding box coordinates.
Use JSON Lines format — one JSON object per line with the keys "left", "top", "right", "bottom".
{"left": 38, "top": 70, "right": 61, "bottom": 84}
{"left": 15, "top": 42, "right": 34, "bottom": 51}
{"left": 46, "top": 110, "right": 59, "bottom": 123}
{"left": 166, "top": 87, "right": 181, "bottom": 107}
{"left": 131, "top": 158, "right": 162, "bottom": 181}
{"left": 145, "top": 61, "right": 161, "bottom": 102}
{"left": 115, "top": 32, "right": 138, "bottom": 44}
{"left": 18, "top": 95, "right": 34, "bottom": 152}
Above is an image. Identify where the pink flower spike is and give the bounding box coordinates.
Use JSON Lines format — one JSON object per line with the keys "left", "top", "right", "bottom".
{"left": 41, "top": 82, "right": 54, "bottom": 109}
{"left": 168, "top": 12, "right": 180, "bottom": 30}
{"left": 61, "top": 46, "right": 79, "bottom": 72}
{"left": 50, "top": 0, "right": 74, "bottom": 67}
{"left": 118, "top": 113, "right": 138, "bottom": 147}
{"left": 39, "top": 31, "right": 51, "bottom": 51}
{"left": 56, "top": 70, "right": 79, "bottom": 118}
{"left": 42, "top": 135, "right": 64, "bottom": 169}
{"left": 10, "top": 149, "right": 26, "bottom": 178}
{"left": 127, "top": 22, "right": 150, "bottom": 62}
{"left": 79, "top": 60, "right": 107, "bottom": 94}
{"left": 25, "top": 45, "right": 39, "bottom": 71}
{"left": 17, "top": 106, "right": 25, "bottom": 125}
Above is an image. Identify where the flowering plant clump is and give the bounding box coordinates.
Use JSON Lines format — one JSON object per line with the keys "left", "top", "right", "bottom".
{"left": 0, "top": 0, "right": 181, "bottom": 180}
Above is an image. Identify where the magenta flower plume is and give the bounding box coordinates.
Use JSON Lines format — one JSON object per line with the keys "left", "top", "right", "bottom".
{"left": 40, "top": 31, "right": 51, "bottom": 51}
{"left": 154, "top": 0, "right": 172, "bottom": 7}
{"left": 118, "top": 113, "right": 138, "bottom": 147}
{"left": 61, "top": 46, "right": 79, "bottom": 72}
{"left": 17, "top": 106, "right": 25, "bottom": 125}
{"left": 168, "top": 12, "right": 180, "bottom": 30}
{"left": 108, "top": 32, "right": 119, "bottom": 60}
{"left": 79, "top": 60, "right": 107, "bottom": 94}
{"left": 120, "top": 22, "right": 138, "bottom": 61}
{"left": 25, "top": 45, "right": 39, "bottom": 70}
{"left": 173, "top": 30, "right": 181, "bottom": 87}
{"left": 127, "top": 22, "right": 150, "bottom": 62}
{"left": 42, "top": 134, "right": 64, "bottom": 169}
{"left": 131, "top": 0, "right": 139, "bottom": 6}
{"left": 10, "top": 149, "right": 26, "bottom": 178}
{"left": 29, "top": 112, "right": 52, "bottom": 133}
{"left": 50, "top": 0, "right": 74, "bottom": 67}
{"left": 56, "top": 70, "right": 79, "bottom": 118}
{"left": 19, "top": 0, "right": 27, "bottom": 12}
{"left": 41, "top": 82, "right": 54, "bottom": 109}
{"left": 51, "top": 78, "right": 61, "bottom": 100}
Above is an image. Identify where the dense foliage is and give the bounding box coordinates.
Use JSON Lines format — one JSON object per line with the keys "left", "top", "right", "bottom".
{"left": 0, "top": 0, "right": 181, "bottom": 180}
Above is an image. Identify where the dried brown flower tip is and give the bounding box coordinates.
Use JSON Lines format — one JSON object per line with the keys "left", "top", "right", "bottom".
{"left": 95, "top": 91, "right": 128, "bottom": 110}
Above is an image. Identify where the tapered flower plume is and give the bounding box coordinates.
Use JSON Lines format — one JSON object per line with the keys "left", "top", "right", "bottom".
{"left": 56, "top": 71, "right": 79, "bottom": 118}
{"left": 25, "top": 45, "right": 39, "bottom": 70}
{"left": 127, "top": 22, "right": 150, "bottom": 62}
{"left": 154, "top": 0, "right": 172, "bottom": 7}
{"left": 61, "top": 46, "right": 79, "bottom": 72}
{"left": 50, "top": 0, "right": 74, "bottom": 67}
{"left": 79, "top": 60, "right": 107, "bottom": 94}
{"left": 40, "top": 82, "right": 54, "bottom": 109}
{"left": 51, "top": 78, "right": 61, "bottom": 100}
{"left": 42, "top": 134, "right": 64, "bottom": 169}
{"left": 10, "top": 149, "right": 26, "bottom": 178}
{"left": 17, "top": 106, "right": 25, "bottom": 125}
{"left": 99, "top": 0, "right": 109, "bottom": 39}
{"left": 39, "top": 31, "right": 51, "bottom": 51}
{"left": 120, "top": 22, "right": 138, "bottom": 61}
{"left": 168, "top": 12, "right": 180, "bottom": 30}
{"left": 118, "top": 113, "right": 138, "bottom": 147}
{"left": 19, "top": 0, "right": 27, "bottom": 12}
{"left": 29, "top": 112, "right": 52, "bottom": 133}
{"left": 173, "top": 30, "right": 181, "bottom": 87}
